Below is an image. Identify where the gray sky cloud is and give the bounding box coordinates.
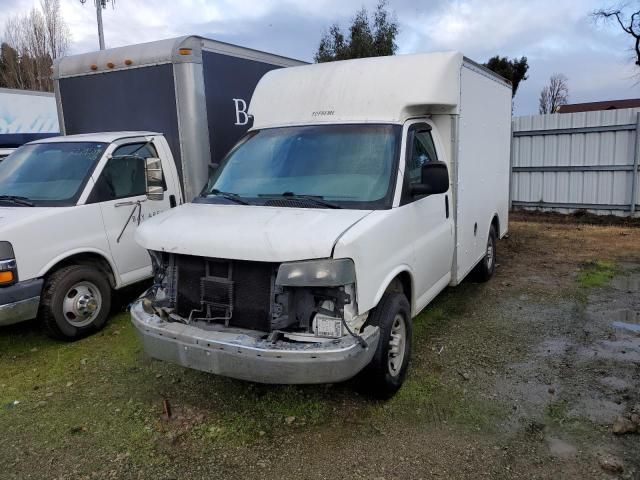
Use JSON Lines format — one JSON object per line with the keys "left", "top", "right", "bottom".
{"left": 0, "top": 0, "right": 638, "bottom": 115}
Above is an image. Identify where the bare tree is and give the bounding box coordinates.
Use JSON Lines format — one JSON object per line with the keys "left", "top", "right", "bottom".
{"left": 42, "top": 0, "right": 69, "bottom": 60}
{"left": 1, "top": 18, "right": 28, "bottom": 89}
{"left": 539, "top": 74, "right": 569, "bottom": 114}
{"left": 0, "top": 0, "right": 69, "bottom": 91}
{"left": 593, "top": 6, "right": 640, "bottom": 67}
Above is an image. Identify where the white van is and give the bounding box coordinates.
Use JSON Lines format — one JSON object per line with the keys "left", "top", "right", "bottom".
{"left": 130, "top": 52, "right": 512, "bottom": 395}
{"left": 0, "top": 133, "right": 181, "bottom": 339}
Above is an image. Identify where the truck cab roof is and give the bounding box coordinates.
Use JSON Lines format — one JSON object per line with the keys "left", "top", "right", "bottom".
{"left": 29, "top": 131, "right": 161, "bottom": 144}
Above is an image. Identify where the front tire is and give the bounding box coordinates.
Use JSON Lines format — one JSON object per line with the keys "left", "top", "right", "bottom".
{"left": 473, "top": 224, "right": 497, "bottom": 282}
{"left": 361, "top": 292, "right": 412, "bottom": 398}
{"left": 41, "top": 265, "right": 112, "bottom": 340}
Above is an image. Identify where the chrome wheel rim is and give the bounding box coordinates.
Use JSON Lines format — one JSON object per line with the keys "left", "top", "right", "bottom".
{"left": 486, "top": 236, "right": 495, "bottom": 269}
{"left": 388, "top": 313, "right": 407, "bottom": 377}
{"left": 62, "top": 281, "right": 102, "bottom": 327}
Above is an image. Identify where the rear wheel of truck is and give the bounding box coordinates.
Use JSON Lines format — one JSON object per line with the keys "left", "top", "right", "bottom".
{"left": 361, "top": 292, "right": 412, "bottom": 398}
{"left": 473, "top": 224, "right": 497, "bottom": 282}
{"left": 41, "top": 265, "right": 112, "bottom": 340}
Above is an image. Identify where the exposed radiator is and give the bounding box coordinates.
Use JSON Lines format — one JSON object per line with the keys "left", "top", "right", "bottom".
{"left": 171, "top": 254, "right": 276, "bottom": 331}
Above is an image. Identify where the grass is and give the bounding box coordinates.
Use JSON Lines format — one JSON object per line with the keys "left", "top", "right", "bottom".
{"left": 0, "top": 282, "right": 510, "bottom": 477}
{"left": 577, "top": 260, "right": 617, "bottom": 288}
{"left": 544, "top": 400, "right": 600, "bottom": 440}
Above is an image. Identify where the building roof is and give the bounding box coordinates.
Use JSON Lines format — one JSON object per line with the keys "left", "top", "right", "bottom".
{"left": 557, "top": 99, "right": 640, "bottom": 113}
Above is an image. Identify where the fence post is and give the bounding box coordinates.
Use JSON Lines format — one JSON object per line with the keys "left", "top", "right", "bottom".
{"left": 631, "top": 112, "right": 640, "bottom": 214}
{"left": 509, "top": 120, "right": 515, "bottom": 210}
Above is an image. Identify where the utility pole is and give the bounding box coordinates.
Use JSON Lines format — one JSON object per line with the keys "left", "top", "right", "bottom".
{"left": 96, "top": 1, "right": 105, "bottom": 50}
{"left": 80, "top": 0, "right": 114, "bottom": 50}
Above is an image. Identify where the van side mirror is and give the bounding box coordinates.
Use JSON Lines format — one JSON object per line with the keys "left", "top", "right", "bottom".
{"left": 410, "top": 161, "right": 449, "bottom": 197}
{"left": 145, "top": 157, "right": 164, "bottom": 201}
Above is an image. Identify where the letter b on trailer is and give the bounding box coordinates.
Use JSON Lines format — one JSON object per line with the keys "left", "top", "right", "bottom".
{"left": 233, "top": 98, "right": 249, "bottom": 126}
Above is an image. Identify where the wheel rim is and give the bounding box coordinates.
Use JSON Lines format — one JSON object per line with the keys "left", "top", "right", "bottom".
{"left": 62, "top": 281, "right": 102, "bottom": 327}
{"left": 388, "top": 313, "right": 407, "bottom": 377}
{"left": 486, "top": 235, "right": 495, "bottom": 269}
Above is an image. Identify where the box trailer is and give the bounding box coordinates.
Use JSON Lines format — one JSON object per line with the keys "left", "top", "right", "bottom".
{"left": 53, "top": 36, "right": 306, "bottom": 201}
{"left": 129, "top": 52, "right": 512, "bottom": 396}
{"left": 0, "top": 88, "right": 59, "bottom": 159}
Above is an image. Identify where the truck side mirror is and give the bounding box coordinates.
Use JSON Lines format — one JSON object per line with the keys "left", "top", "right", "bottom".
{"left": 411, "top": 161, "right": 449, "bottom": 197}
{"left": 145, "top": 157, "right": 164, "bottom": 201}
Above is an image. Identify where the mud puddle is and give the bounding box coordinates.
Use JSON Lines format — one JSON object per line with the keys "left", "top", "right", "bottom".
{"left": 495, "top": 267, "right": 640, "bottom": 476}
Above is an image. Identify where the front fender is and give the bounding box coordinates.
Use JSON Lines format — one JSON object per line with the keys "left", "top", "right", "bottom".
{"left": 371, "top": 265, "right": 415, "bottom": 315}
{"left": 38, "top": 247, "right": 120, "bottom": 286}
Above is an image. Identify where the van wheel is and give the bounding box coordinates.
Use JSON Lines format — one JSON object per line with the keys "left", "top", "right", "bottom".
{"left": 361, "top": 292, "right": 412, "bottom": 398}
{"left": 41, "top": 265, "right": 112, "bottom": 340}
{"left": 473, "top": 225, "right": 497, "bottom": 282}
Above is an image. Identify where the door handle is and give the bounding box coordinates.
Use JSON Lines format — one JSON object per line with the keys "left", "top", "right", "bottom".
{"left": 445, "top": 195, "right": 449, "bottom": 218}
{"left": 115, "top": 198, "right": 146, "bottom": 208}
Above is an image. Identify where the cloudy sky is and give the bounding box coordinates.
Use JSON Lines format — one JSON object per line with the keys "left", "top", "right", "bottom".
{"left": 1, "top": 0, "right": 638, "bottom": 115}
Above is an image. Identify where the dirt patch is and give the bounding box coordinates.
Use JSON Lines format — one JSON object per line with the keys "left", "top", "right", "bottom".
{"left": 1, "top": 217, "right": 640, "bottom": 479}
{"left": 511, "top": 209, "right": 640, "bottom": 228}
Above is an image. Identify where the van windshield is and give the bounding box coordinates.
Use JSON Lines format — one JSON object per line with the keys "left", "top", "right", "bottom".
{"left": 202, "top": 124, "right": 401, "bottom": 209}
{"left": 0, "top": 142, "right": 107, "bottom": 207}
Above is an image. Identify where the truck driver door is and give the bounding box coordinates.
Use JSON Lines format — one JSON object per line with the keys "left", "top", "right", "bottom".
{"left": 402, "top": 122, "right": 454, "bottom": 308}
{"left": 88, "top": 141, "right": 171, "bottom": 285}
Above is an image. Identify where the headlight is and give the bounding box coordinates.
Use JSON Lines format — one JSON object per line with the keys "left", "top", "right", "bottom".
{"left": 276, "top": 258, "right": 355, "bottom": 287}
{"left": 0, "top": 241, "right": 17, "bottom": 286}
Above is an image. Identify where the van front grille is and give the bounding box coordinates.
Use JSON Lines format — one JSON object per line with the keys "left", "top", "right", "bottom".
{"left": 171, "top": 254, "right": 276, "bottom": 331}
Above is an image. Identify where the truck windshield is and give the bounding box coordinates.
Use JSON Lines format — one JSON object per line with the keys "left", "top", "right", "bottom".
{"left": 203, "top": 124, "right": 400, "bottom": 209}
{"left": 0, "top": 142, "right": 107, "bottom": 207}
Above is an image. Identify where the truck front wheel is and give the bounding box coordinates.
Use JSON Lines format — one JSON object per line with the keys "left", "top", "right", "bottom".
{"left": 361, "top": 292, "right": 412, "bottom": 398}
{"left": 40, "top": 265, "right": 112, "bottom": 340}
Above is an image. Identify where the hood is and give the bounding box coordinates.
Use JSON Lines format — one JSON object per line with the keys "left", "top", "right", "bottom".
{"left": 136, "top": 203, "right": 373, "bottom": 262}
{"left": 0, "top": 206, "right": 62, "bottom": 231}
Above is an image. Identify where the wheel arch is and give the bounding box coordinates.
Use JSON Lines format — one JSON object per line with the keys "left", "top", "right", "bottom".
{"left": 39, "top": 249, "right": 118, "bottom": 288}
{"left": 491, "top": 213, "right": 500, "bottom": 238}
{"left": 370, "top": 267, "right": 415, "bottom": 316}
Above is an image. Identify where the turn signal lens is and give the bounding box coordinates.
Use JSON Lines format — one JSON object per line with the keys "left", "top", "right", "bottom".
{"left": 107, "top": 62, "right": 115, "bottom": 69}
{"left": 124, "top": 59, "right": 132, "bottom": 65}
{"left": 90, "top": 64, "right": 98, "bottom": 71}
{"left": 178, "top": 48, "right": 192, "bottom": 55}
{"left": 0, "top": 271, "right": 14, "bottom": 284}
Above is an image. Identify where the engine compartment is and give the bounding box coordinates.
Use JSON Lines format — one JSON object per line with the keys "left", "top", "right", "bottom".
{"left": 146, "top": 251, "right": 363, "bottom": 339}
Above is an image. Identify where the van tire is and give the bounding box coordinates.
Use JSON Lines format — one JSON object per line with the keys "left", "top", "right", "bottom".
{"left": 41, "top": 265, "right": 112, "bottom": 340}
{"left": 360, "top": 292, "right": 412, "bottom": 398}
{"left": 473, "top": 224, "right": 497, "bottom": 282}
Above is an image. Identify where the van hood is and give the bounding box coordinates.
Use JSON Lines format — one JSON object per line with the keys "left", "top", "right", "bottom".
{"left": 0, "top": 206, "right": 61, "bottom": 231}
{"left": 136, "top": 203, "right": 373, "bottom": 262}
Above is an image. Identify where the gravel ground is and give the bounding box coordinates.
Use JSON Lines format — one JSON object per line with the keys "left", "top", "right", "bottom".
{"left": 0, "top": 214, "right": 639, "bottom": 479}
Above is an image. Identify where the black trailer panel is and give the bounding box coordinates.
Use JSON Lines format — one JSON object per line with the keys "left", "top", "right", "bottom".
{"left": 202, "top": 51, "right": 285, "bottom": 164}
{"left": 58, "top": 64, "right": 182, "bottom": 176}
{"left": 54, "top": 36, "right": 306, "bottom": 201}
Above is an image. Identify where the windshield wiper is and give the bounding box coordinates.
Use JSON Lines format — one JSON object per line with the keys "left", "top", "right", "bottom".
{"left": 260, "top": 192, "right": 342, "bottom": 209}
{"left": 203, "top": 189, "right": 249, "bottom": 205}
{"left": 0, "top": 195, "right": 35, "bottom": 207}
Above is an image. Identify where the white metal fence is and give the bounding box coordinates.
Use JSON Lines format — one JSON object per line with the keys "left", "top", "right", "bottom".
{"left": 511, "top": 107, "right": 640, "bottom": 217}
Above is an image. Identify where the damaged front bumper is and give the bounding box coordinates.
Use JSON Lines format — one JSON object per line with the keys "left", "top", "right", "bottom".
{"left": 130, "top": 300, "right": 380, "bottom": 384}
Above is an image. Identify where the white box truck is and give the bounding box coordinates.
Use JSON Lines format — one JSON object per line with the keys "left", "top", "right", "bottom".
{"left": 130, "top": 51, "right": 512, "bottom": 395}
{"left": 0, "top": 36, "right": 303, "bottom": 339}
{"left": 0, "top": 88, "right": 59, "bottom": 159}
